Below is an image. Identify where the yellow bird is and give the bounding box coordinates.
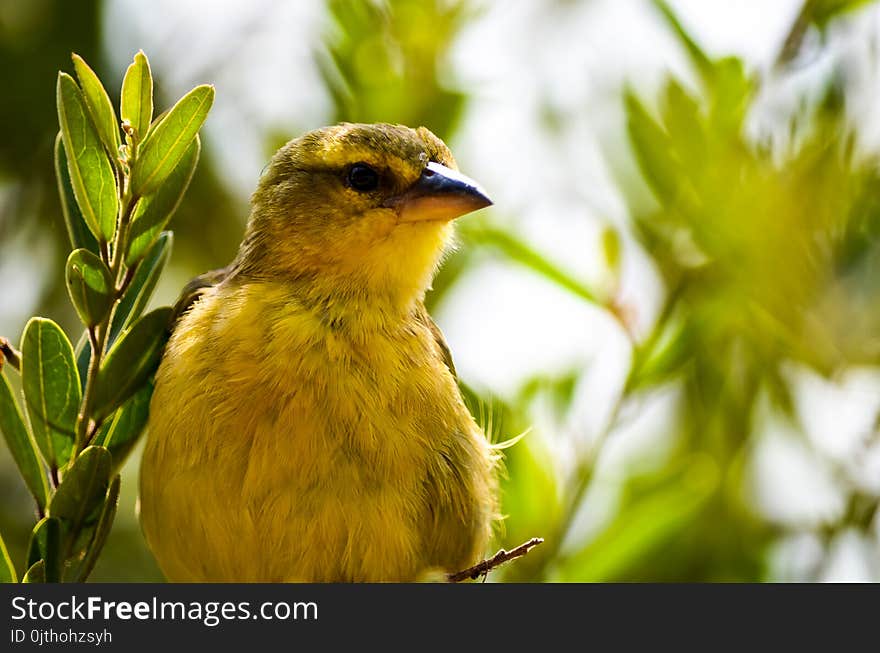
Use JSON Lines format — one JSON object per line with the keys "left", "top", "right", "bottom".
{"left": 139, "top": 123, "right": 497, "bottom": 581}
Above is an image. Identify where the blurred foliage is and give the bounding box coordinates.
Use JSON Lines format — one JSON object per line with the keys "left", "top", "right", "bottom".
{"left": 488, "top": 0, "right": 880, "bottom": 581}
{"left": 321, "top": 0, "right": 469, "bottom": 140}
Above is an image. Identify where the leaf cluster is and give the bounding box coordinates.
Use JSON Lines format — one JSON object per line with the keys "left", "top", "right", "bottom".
{"left": 0, "top": 52, "right": 211, "bottom": 582}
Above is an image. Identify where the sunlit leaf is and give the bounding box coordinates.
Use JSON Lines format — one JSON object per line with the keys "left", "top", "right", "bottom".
{"left": 120, "top": 51, "right": 153, "bottom": 140}
{"left": 93, "top": 307, "right": 172, "bottom": 419}
{"left": 131, "top": 85, "right": 213, "bottom": 196}
{"left": 72, "top": 53, "right": 121, "bottom": 158}
{"left": 0, "top": 372, "right": 49, "bottom": 511}
{"left": 126, "top": 138, "right": 198, "bottom": 266}
{"left": 54, "top": 133, "right": 100, "bottom": 255}
{"left": 56, "top": 72, "right": 118, "bottom": 242}
{"left": 21, "top": 318, "right": 81, "bottom": 468}
{"left": 65, "top": 249, "right": 114, "bottom": 328}
{"left": 22, "top": 560, "right": 45, "bottom": 583}
{"left": 110, "top": 232, "right": 172, "bottom": 345}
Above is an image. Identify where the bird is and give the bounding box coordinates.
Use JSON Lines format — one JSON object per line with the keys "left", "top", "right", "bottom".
{"left": 139, "top": 122, "right": 498, "bottom": 581}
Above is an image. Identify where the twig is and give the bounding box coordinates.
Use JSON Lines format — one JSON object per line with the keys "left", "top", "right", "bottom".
{"left": 0, "top": 337, "right": 21, "bottom": 371}
{"left": 447, "top": 537, "right": 544, "bottom": 583}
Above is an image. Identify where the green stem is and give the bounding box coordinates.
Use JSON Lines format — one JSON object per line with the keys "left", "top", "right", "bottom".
{"left": 72, "top": 191, "right": 139, "bottom": 460}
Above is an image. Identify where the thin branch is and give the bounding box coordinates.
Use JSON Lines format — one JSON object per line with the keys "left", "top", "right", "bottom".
{"left": 447, "top": 537, "right": 544, "bottom": 583}
{"left": 0, "top": 337, "right": 21, "bottom": 371}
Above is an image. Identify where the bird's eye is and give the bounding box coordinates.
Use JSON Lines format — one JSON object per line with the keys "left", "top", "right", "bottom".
{"left": 347, "top": 163, "right": 380, "bottom": 192}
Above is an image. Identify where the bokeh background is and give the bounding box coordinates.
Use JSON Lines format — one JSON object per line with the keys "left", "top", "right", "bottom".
{"left": 2, "top": 0, "right": 880, "bottom": 581}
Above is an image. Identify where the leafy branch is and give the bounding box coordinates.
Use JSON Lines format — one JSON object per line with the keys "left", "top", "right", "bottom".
{"left": 0, "top": 51, "right": 212, "bottom": 583}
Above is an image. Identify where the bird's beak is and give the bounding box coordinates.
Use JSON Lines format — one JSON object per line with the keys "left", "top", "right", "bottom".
{"left": 384, "top": 162, "right": 493, "bottom": 223}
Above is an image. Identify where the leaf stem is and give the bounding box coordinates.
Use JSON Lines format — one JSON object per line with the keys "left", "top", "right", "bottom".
{"left": 72, "top": 190, "right": 139, "bottom": 461}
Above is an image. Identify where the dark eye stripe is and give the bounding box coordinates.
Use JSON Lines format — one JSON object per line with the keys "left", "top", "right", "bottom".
{"left": 347, "top": 163, "right": 380, "bottom": 192}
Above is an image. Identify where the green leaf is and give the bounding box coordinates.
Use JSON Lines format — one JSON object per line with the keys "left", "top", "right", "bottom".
{"left": 56, "top": 72, "right": 119, "bottom": 242}
{"left": 21, "top": 318, "right": 81, "bottom": 468}
{"left": 22, "top": 560, "right": 45, "bottom": 583}
{"left": 131, "top": 84, "right": 214, "bottom": 196}
{"left": 652, "top": 0, "right": 714, "bottom": 85}
{"left": 110, "top": 232, "right": 172, "bottom": 345}
{"left": 0, "top": 531, "right": 16, "bottom": 582}
{"left": 462, "top": 222, "right": 602, "bottom": 305}
{"left": 626, "top": 315, "right": 692, "bottom": 391}
{"left": 601, "top": 225, "right": 622, "bottom": 276}
{"left": 625, "top": 90, "right": 700, "bottom": 217}
{"left": 65, "top": 249, "right": 115, "bottom": 328}
{"left": 0, "top": 372, "right": 49, "bottom": 510}
{"left": 27, "top": 517, "right": 62, "bottom": 583}
{"left": 126, "top": 138, "right": 198, "bottom": 265}
{"left": 93, "top": 307, "right": 173, "bottom": 420}
{"left": 73, "top": 474, "right": 120, "bottom": 582}
{"left": 100, "top": 380, "right": 153, "bottom": 471}
{"left": 54, "top": 133, "right": 100, "bottom": 254}
{"left": 74, "top": 331, "right": 91, "bottom": 395}
{"left": 557, "top": 457, "right": 717, "bottom": 581}
{"left": 120, "top": 51, "right": 153, "bottom": 140}
{"left": 49, "top": 446, "right": 111, "bottom": 549}
{"left": 72, "top": 53, "right": 121, "bottom": 158}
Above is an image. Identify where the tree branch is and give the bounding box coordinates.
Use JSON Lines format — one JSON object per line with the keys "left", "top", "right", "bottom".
{"left": 447, "top": 537, "right": 544, "bottom": 583}
{"left": 0, "top": 337, "right": 21, "bottom": 371}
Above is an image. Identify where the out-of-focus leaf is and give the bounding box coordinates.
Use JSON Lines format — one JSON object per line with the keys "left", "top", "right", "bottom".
{"left": 626, "top": 90, "right": 690, "bottom": 212}
{"left": 322, "top": 0, "right": 469, "bottom": 139}
{"left": 65, "top": 249, "right": 114, "bottom": 328}
{"left": 626, "top": 315, "right": 692, "bottom": 391}
{"left": 56, "top": 72, "right": 118, "bottom": 242}
{"left": 21, "top": 318, "right": 81, "bottom": 468}
{"left": 557, "top": 457, "right": 718, "bottom": 581}
{"left": 131, "top": 85, "right": 213, "bottom": 196}
{"left": 22, "top": 560, "right": 45, "bottom": 583}
{"left": 48, "top": 446, "right": 111, "bottom": 549}
{"left": 109, "top": 232, "right": 172, "bottom": 345}
{"left": 0, "top": 372, "right": 49, "bottom": 510}
{"left": 27, "top": 517, "right": 62, "bottom": 583}
{"left": 126, "top": 139, "right": 198, "bottom": 266}
{"left": 463, "top": 222, "right": 602, "bottom": 305}
{"left": 661, "top": 78, "right": 707, "bottom": 173}
{"left": 0, "top": 531, "right": 16, "bottom": 582}
{"left": 601, "top": 225, "right": 622, "bottom": 277}
{"left": 120, "top": 51, "right": 153, "bottom": 140}
{"left": 100, "top": 380, "right": 153, "bottom": 471}
{"left": 55, "top": 134, "right": 100, "bottom": 255}
{"left": 93, "top": 307, "right": 172, "bottom": 419}
{"left": 652, "top": 0, "right": 714, "bottom": 84}
{"left": 72, "top": 53, "right": 120, "bottom": 158}
{"left": 709, "top": 57, "right": 752, "bottom": 136}
{"left": 72, "top": 474, "right": 120, "bottom": 582}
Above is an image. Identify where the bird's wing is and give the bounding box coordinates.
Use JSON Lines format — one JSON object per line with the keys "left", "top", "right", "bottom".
{"left": 171, "top": 265, "right": 233, "bottom": 325}
{"left": 415, "top": 301, "right": 456, "bottom": 379}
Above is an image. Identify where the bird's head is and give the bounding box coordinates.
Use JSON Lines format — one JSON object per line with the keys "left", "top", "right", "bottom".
{"left": 237, "top": 122, "right": 491, "bottom": 308}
